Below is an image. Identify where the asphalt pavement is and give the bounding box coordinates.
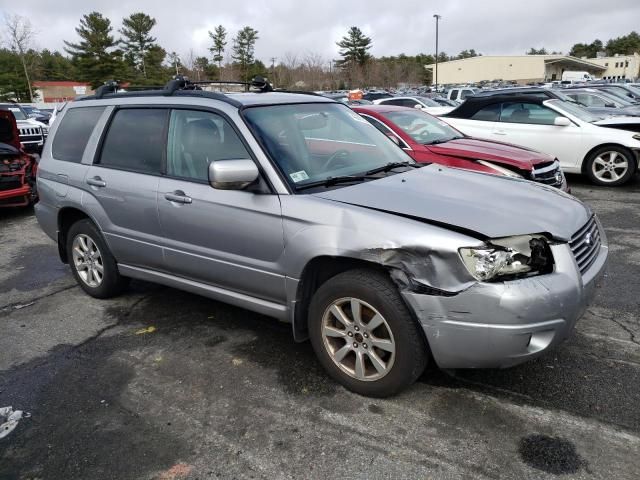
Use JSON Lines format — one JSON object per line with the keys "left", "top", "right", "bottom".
{"left": 0, "top": 174, "right": 639, "bottom": 480}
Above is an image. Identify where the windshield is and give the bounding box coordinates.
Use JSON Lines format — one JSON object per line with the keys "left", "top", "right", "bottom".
{"left": 416, "top": 96, "right": 440, "bottom": 107}
{"left": 384, "top": 109, "right": 463, "bottom": 144}
{"left": 547, "top": 99, "right": 601, "bottom": 122}
{"left": 597, "top": 90, "right": 633, "bottom": 106}
{"left": 3, "top": 106, "right": 27, "bottom": 120}
{"left": 243, "top": 103, "right": 414, "bottom": 189}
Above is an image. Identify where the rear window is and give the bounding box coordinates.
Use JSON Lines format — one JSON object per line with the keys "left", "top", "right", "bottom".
{"left": 99, "top": 108, "right": 168, "bottom": 174}
{"left": 52, "top": 107, "right": 105, "bottom": 163}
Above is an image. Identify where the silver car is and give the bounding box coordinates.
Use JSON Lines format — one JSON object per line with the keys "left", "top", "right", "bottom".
{"left": 35, "top": 80, "right": 608, "bottom": 397}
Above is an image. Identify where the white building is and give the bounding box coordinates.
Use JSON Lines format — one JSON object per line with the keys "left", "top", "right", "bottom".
{"left": 587, "top": 53, "right": 640, "bottom": 81}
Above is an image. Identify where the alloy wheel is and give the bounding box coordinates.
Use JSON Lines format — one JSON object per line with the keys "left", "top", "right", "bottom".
{"left": 321, "top": 297, "right": 396, "bottom": 382}
{"left": 592, "top": 151, "right": 629, "bottom": 183}
{"left": 72, "top": 234, "right": 104, "bottom": 288}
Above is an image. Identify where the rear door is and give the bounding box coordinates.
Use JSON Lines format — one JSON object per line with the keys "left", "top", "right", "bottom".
{"left": 157, "top": 108, "right": 286, "bottom": 303}
{"left": 84, "top": 107, "right": 168, "bottom": 270}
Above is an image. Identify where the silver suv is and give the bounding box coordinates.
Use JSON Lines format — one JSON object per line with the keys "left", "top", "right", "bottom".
{"left": 35, "top": 78, "right": 608, "bottom": 397}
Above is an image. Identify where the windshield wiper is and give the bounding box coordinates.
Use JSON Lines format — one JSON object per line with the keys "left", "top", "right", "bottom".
{"left": 424, "top": 135, "right": 465, "bottom": 145}
{"left": 295, "top": 175, "right": 378, "bottom": 191}
{"left": 365, "top": 161, "right": 421, "bottom": 175}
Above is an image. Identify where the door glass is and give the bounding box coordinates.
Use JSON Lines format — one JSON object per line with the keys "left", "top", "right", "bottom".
{"left": 450, "top": 90, "right": 458, "bottom": 100}
{"left": 166, "top": 110, "right": 251, "bottom": 182}
{"left": 99, "top": 108, "right": 168, "bottom": 173}
{"left": 500, "top": 102, "right": 559, "bottom": 125}
{"left": 471, "top": 103, "right": 501, "bottom": 121}
{"left": 52, "top": 106, "right": 105, "bottom": 163}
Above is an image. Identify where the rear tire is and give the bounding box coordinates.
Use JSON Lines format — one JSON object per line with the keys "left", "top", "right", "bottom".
{"left": 585, "top": 146, "right": 636, "bottom": 186}
{"left": 66, "top": 219, "right": 128, "bottom": 298}
{"left": 308, "top": 269, "right": 428, "bottom": 397}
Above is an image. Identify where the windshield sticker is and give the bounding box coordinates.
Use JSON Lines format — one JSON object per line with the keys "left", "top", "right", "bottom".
{"left": 290, "top": 170, "right": 310, "bottom": 182}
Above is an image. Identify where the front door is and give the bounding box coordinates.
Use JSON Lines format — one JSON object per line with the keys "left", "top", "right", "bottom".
{"left": 157, "top": 108, "right": 286, "bottom": 303}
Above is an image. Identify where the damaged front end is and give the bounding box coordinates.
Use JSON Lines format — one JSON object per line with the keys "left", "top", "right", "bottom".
{"left": 0, "top": 112, "right": 38, "bottom": 208}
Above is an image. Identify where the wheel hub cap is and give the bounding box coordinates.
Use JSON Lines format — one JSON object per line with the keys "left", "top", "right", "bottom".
{"left": 321, "top": 297, "right": 396, "bottom": 382}
{"left": 72, "top": 234, "right": 104, "bottom": 288}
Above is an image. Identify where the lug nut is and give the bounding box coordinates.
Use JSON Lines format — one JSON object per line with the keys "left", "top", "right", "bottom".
{"left": 363, "top": 343, "right": 368, "bottom": 349}
{"left": 353, "top": 342, "right": 358, "bottom": 348}
{"left": 354, "top": 326, "right": 360, "bottom": 331}
{"left": 347, "top": 331, "right": 353, "bottom": 337}
{"left": 363, "top": 333, "right": 369, "bottom": 338}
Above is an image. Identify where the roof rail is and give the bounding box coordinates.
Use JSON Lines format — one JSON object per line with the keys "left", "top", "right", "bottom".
{"left": 94, "top": 80, "right": 120, "bottom": 99}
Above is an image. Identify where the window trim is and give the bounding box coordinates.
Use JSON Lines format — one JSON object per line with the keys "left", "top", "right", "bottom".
{"left": 359, "top": 113, "right": 412, "bottom": 150}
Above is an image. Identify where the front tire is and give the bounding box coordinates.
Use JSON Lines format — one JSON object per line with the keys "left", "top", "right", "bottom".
{"left": 585, "top": 146, "right": 636, "bottom": 186}
{"left": 66, "top": 219, "right": 128, "bottom": 298}
{"left": 308, "top": 269, "right": 428, "bottom": 397}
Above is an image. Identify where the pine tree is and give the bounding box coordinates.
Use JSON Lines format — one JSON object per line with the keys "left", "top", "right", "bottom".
{"left": 64, "top": 12, "right": 123, "bottom": 88}
{"left": 209, "top": 25, "right": 227, "bottom": 75}
{"left": 336, "top": 27, "right": 372, "bottom": 68}
{"left": 120, "top": 12, "right": 157, "bottom": 79}
{"left": 232, "top": 27, "right": 259, "bottom": 81}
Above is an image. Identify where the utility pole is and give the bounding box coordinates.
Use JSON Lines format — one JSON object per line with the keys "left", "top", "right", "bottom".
{"left": 433, "top": 14, "right": 442, "bottom": 91}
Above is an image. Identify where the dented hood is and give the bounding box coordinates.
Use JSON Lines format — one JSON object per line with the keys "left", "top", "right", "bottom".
{"left": 425, "top": 137, "right": 553, "bottom": 170}
{"left": 313, "top": 165, "right": 590, "bottom": 241}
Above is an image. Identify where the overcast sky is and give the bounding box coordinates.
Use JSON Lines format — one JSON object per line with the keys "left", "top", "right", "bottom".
{"left": 1, "top": 0, "right": 639, "bottom": 64}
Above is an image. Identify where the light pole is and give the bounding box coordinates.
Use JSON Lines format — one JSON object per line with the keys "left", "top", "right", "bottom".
{"left": 433, "top": 14, "right": 442, "bottom": 91}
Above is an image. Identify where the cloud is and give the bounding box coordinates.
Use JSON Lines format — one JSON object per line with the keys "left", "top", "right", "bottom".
{"left": 1, "top": 0, "right": 638, "bottom": 63}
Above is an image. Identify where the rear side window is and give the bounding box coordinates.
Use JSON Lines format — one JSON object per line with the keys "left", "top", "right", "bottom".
{"left": 471, "top": 103, "right": 501, "bottom": 121}
{"left": 99, "top": 108, "right": 168, "bottom": 174}
{"left": 52, "top": 107, "right": 105, "bottom": 163}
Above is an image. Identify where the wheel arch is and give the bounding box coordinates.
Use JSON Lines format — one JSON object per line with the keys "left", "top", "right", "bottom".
{"left": 581, "top": 143, "right": 638, "bottom": 174}
{"left": 57, "top": 207, "right": 97, "bottom": 263}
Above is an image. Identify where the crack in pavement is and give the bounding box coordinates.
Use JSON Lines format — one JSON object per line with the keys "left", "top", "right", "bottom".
{"left": 0, "top": 284, "right": 77, "bottom": 315}
{"left": 587, "top": 309, "right": 640, "bottom": 346}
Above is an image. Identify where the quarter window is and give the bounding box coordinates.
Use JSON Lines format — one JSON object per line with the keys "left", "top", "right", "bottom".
{"left": 52, "top": 107, "right": 105, "bottom": 163}
{"left": 471, "top": 103, "right": 501, "bottom": 122}
{"left": 99, "top": 108, "right": 168, "bottom": 173}
{"left": 166, "top": 110, "right": 251, "bottom": 182}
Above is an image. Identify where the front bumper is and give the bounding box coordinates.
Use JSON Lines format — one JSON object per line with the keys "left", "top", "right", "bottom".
{"left": 402, "top": 242, "right": 608, "bottom": 369}
{"left": 0, "top": 177, "right": 31, "bottom": 207}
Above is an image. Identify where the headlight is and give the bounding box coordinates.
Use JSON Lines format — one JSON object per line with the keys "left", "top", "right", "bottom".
{"left": 459, "top": 235, "right": 553, "bottom": 281}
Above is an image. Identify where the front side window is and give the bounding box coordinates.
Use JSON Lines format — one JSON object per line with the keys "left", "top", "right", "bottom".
{"left": 450, "top": 90, "right": 459, "bottom": 100}
{"left": 99, "top": 108, "right": 168, "bottom": 174}
{"left": 166, "top": 110, "right": 251, "bottom": 182}
{"left": 52, "top": 106, "right": 105, "bottom": 163}
{"left": 500, "top": 102, "right": 560, "bottom": 125}
{"left": 243, "top": 103, "right": 413, "bottom": 188}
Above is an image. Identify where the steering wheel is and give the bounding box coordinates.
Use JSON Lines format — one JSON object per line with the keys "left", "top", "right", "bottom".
{"left": 322, "top": 149, "right": 352, "bottom": 171}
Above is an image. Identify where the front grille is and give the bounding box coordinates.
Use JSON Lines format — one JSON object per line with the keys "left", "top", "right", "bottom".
{"left": 19, "top": 126, "right": 40, "bottom": 136}
{"left": 0, "top": 175, "right": 23, "bottom": 192}
{"left": 531, "top": 160, "right": 563, "bottom": 188}
{"left": 19, "top": 126, "right": 44, "bottom": 144}
{"left": 569, "top": 216, "right": 601, "bottom": 275}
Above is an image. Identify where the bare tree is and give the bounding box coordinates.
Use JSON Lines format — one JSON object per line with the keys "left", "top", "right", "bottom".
{"left": 4, "top": 14, "right": 35, "bottom": 101}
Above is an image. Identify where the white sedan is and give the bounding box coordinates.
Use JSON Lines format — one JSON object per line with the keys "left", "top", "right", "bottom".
{"left": 440, "top": 98, "right": 640, "bottom": 186}
{"left": 373, "top": 96, "right": 455, "bottom": 116}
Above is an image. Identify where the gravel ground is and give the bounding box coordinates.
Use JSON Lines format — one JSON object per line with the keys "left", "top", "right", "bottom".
{"left": 0, "top": 174, "right": 639, "bottom": 480}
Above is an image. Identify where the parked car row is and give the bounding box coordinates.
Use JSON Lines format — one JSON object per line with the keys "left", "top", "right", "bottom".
{"left": 0, "top": 103, "right": 49, "bottom": 154}
{"left": 33, "top": 77, "right": 608, "bottom": 397}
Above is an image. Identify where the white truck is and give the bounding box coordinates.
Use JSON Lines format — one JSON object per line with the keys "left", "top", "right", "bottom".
{"left": 561, "top": 71, "right": 595, "bottom": 83}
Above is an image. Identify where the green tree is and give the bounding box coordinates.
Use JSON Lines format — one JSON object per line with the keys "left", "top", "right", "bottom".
{"left": 119, "top": 12, "right": 157, "bottom": 79}
{"left": 208, "top": 25, "right": 227, "bottom": 74}
{"left": 527, "top": 47, "right": 548, "bottom": 55}
{"left": 569, "top": 39, "right": 603, "bottom": 58}
{"left": 0, "top": 48, "right": 30, "bottom": 101}
{"left": 336, "top": 26, "right": 372, "bottom": 68}
{"left": 36, "top": 49, "right": 76, "bottom": 80}
{"left": 232, "top": 26, "right": 259, "bottom": 81}
{"left": 605, "top": 31, "right": 640, "bottom": 55}
{"left": 64, "top": 12, "right": 124, "bottom": 88}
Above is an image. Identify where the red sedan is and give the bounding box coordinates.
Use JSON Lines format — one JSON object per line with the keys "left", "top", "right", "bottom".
{"left": 352, "top": 105, "right": 568, "bottom": 191}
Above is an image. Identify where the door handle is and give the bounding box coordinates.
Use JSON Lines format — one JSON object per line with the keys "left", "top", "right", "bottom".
{"left": 164, "top": 191, "right": 192, "bottom": 204}
{"left": 493, "top": 130, "right": 507, "bottom": 136}
{"left": 86, "top": 176, "right": 106, "bottom": 187}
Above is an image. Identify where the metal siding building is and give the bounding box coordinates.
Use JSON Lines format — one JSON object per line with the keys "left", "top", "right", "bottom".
{"left": 425, "top": 55, "right": 606, "bottom": 85}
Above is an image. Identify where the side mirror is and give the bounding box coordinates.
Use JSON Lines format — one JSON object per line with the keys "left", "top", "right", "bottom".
{"left": 605, "top": 103, "right": 616, "bottom": 108}
{"left": 413, "top": 104, "right": 424, "bottom": 109}
{"left": 208, "top": 159, "right": 259, "bottom": 190}
{"left": 554, "top": 117, "right": 571, "bottom": 127}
